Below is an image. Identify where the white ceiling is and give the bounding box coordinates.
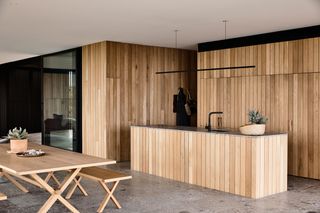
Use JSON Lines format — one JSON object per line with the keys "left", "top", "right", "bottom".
{"left": 0, "top": 0, "right": 319, "bottom": 64}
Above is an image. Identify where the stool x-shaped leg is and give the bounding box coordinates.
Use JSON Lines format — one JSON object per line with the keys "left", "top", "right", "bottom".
{"left": 65, "top": 176, "right": 122, "bottom": 212}
{"left": 97, "top": 180, "right": 121, "bottom": 213}
{"left": 30, "top": 168, "right": 81, "bottom": 213}
{"left": 65, "top": 176, "right": 88, "bottom": 199}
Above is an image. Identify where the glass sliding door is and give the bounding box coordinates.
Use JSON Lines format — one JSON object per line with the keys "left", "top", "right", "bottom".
{"left": 42, "top": 49, "right": 81, "bottom": 152}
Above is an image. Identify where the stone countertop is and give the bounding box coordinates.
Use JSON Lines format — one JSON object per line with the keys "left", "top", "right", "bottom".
{"left": 131, "top": 125, "right": 287, "bottom": 137}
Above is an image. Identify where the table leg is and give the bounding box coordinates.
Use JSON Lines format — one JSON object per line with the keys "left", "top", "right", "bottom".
{"left": 2, "top": 170, "right": 43, "bottom": 188}
{"left": 66, "top": 176, "right": 88, "bottom": 199}
{"left": 44, "top": 172, "right": 61, "bottom": 187}
{"left": 30, "top": 168, "right": 81, "bottom": 213}
{"left": 0, "top": 171, "right": 28, "bottom": 193}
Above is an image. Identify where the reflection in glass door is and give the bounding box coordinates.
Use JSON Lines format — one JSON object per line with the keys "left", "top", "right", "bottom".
{"left": 42, "top": 50, "right": 81, "bottom": 152}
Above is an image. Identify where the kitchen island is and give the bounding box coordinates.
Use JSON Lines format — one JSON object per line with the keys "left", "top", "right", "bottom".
{"left": 131, "top": 125, "right": 287, "bottom": 199}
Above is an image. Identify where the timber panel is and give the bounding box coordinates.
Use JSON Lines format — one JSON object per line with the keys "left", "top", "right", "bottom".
{"left": 83, "top": 41, "right": 197, "bottom": 161}
{"left": 197, "top": 37, "right": 320, "bottom": 180}
{"left": 197, "top": 38, "right": 320, "bottom": 79}
{"left": 131, "top": 126, "right": 288, "bottom": 199}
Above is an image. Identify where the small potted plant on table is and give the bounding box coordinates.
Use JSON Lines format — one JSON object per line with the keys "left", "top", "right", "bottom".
{"left": 239, "top": 110, "right": 268, "bottom": 135}
{"left": 8, "top": 127, "right": 28, "bottom": 153}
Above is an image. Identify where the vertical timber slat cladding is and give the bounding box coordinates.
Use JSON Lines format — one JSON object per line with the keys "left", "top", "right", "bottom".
{"left": 197, "top": 37, "right": 320, "bottom": 180}
{"left": 82, "top": 42, "right": 107, "bottom": 158}
{"left": 131, "top": 126, "right": 288, "bottom": 199}
{"left": 83, "top": 41, "right": 197, "bottom": 161}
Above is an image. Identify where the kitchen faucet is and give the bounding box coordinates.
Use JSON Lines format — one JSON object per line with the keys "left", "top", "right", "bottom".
{"left": 205, "top": 111, "right": 223, "bottom": 131}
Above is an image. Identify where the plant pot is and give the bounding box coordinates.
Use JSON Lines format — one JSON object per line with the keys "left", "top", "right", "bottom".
{"left": 10, "top": 139, "right": 28, "bottom": 153}
{"left": 239, "top": 124, "right": 266, "bottom": 136}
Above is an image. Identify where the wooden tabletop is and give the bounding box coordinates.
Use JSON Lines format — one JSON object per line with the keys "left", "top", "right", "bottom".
{"left": 0, "top": 143, "right": 116, "bottom": 175}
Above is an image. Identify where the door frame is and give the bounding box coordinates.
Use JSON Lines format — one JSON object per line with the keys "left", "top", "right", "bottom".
{"left": 40, "top": 48, "right": 82, "bottom": 153}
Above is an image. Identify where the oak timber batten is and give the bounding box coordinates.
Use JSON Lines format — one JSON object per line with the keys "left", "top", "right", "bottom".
{"left": 197, "top": 37, "right": 320, "bottom": 180}
{"left": 82, "top": 41, "right": 197, "bottom": 161}
{"left": 131, "top": 125, "right": 288, "bottom": 199}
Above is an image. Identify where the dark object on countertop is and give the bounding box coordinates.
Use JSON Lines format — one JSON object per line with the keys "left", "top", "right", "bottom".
{"left": 176, "top": 88, "right": 190, "bottom": 126}
{"left": 189, "top": 99, "right": 197, "bottom": 114}
{"left": 185, "top": 89, "right": 197, "bottom": 114}
{"left": 173, "top": 95, "right": 178, "bottom": 113}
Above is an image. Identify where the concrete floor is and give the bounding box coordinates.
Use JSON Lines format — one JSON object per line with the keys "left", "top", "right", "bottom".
{"left": 1, "top": 163, "right": 320, "bottom": 213}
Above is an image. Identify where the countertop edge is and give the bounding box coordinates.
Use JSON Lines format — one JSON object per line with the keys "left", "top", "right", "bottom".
{"left": 130, "top": 125, "right": 287, "bottom": 137}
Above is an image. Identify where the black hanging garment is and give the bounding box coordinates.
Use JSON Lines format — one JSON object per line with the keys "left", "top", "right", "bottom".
{"left": 175, "top": 88, "right": 190, "bottom": 126}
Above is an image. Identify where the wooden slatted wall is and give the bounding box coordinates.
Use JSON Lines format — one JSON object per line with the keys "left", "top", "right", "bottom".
{"left": 83, "top": 41, "right": 197, "bottom": 161}
{"left": 82, "top": 42, "right": 107, "bottom": 158}
{"left": 197, "top": 37, "right": 320, "bottom": 179}
{"left": 131, "top": 126, "right": 288, "bottom": 198}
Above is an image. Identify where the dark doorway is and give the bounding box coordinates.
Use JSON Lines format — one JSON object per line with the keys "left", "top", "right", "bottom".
{"left": 42, "top": 49, "right": 82, "bottom": 152}
{"left": 0, "top": 48, "right": 82, "bottom": 153}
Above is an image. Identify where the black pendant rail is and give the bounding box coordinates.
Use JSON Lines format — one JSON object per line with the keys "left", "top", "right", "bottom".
{"left": 155, "top": 65, "right": 255, "bottom": 75}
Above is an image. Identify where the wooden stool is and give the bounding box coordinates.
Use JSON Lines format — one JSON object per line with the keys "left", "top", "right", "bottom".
{"left": 66, "top": 167, "right": 132, "bottom": 213}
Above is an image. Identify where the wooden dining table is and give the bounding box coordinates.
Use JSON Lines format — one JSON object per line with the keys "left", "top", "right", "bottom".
{"left": 0, "top": 142, "right": 116, "bottom": 213}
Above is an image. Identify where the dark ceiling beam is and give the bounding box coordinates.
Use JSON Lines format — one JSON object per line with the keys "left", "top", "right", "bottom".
{"left": 198, "top": 25, "right": 320, "bottom": 52}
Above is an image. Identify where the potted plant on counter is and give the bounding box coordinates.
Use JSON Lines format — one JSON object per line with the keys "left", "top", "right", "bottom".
{"left": 239, "top": 110, "right": 268, "bottom": 135}
{"left": 8, "top": 127, "right": 28, "bottom": 153}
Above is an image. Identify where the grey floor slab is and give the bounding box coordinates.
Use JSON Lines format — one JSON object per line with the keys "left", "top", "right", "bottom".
{"left": 0, "top": 163, "right": 320, "bottom": 213}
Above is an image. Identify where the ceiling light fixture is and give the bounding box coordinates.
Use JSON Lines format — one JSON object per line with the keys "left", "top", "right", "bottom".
{"left": 174, "top": 29, "right": 179, "bottom": 49}
{"left": 156, "top": 23, "right": 255, "bottom": 75}
{"left": 223, "top": 20, "right": 228, "bottom": 40}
